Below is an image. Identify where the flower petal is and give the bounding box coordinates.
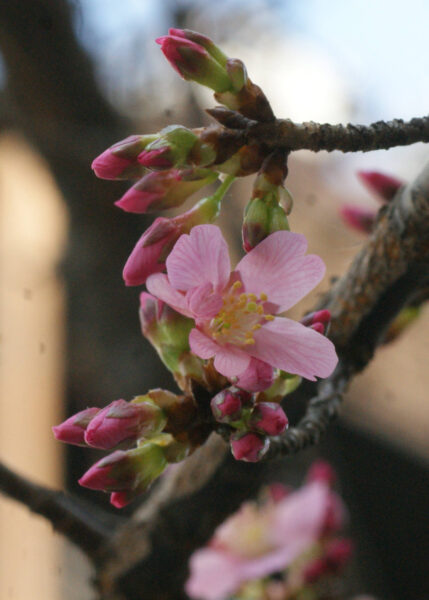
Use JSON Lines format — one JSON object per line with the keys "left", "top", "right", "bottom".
{"left": 186, "top": 549, "right": 243, "bottom": 600}
{"left": 186, "top": 283, "right": 223, "bottom": 319}
{"left": 189, "top": 328, "right": 220, "bottom": 359}
{"left": 213, "top": 346, "right": 251, "bottom": 378}
{"left": 166, "top": 225, "right": 230, "bottom": 292}
{"left": 235, "top": 358, "right": 274, "bottom": 392}
{"left": 146, "top": 273, "right": 192, "bottom": 317}
{"left": 250, "top": 317, "right": 338, "bottom": 380}
{"left": 235, "top": 231, "right": 326, "bottom": 312}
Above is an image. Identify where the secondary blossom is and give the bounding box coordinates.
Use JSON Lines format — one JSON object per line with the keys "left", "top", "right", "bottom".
{"left": 146, "top": 225, "right": 337, "bottom": 389}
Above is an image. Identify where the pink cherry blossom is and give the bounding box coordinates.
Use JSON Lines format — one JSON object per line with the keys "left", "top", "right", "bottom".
{"left": 146, "top": 225, "right": 338, "bottom": 389}
{"left": 186, "top": 478, "right": 345, "bottom": 600}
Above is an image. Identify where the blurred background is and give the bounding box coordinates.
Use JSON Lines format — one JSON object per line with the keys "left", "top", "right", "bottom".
{"left": 0, "top": 1, "right": 428, "bottom": 599}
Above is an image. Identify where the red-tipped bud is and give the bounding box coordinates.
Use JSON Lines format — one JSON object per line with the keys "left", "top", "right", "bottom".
{"left": 230, "top": 431, "right": 270, "bottom": 462}
{"left": 211, "top": 387, "right": 251, "bottom": 423}
{"left": 123, "top": 218, "right": 181, "bottom": 286}
{"left": 91, "top": 135, "right": 156, "bottom": 180}
{"left": 123, "top": 188, "right": 228, "bottom": 286}
{"left": 84, "top": 398, "right": 166, "bottom": 450}
{"left": 307, "top": 460, "right": 336, "bottom": 486}
{"left": 249, "top": 402, "right": 288, "bottom": 436}
{"left": 156, "top": 34, "right": 232, "bottom": 93}
{"left": 52, "top": 407, "right": 100, "bottom": 446}
{"left": 138, "top": 147, "right": 173, "bottom": 169}
{"left": 357, "top": 170, "right": 403, "bottom": 201}
{"left": 340, "top": 205, "right": 376, "bottom": 235}
{"left": 78, "top": 442, "right": 167, "bottom": 495}
{"left": 115, "top": 168, "right": 217, "bottom": 214}
{"left": 300, "top": 310, "right": 331, "bottom": 335}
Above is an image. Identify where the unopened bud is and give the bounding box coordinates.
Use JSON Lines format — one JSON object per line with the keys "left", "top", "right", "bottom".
{"left": 242, "top": 196, "right": 289, "bottom": 252}
{"left": 325, "top": 539, "right": 353, "bottom": 571}
{"left": 307, "top": 460, "right": 336, "bottom": 486}
{"left": 78, "top": 441, "right": 168, "bottom": 497}
{"left": 92, "top": 135, "right": 157, "bottom": 180}
{"left": 230, "top": 431, "right": 270, "bottom": 462}
{"left": 84, "top": 398, "right": 166, "bottom": 450}
{"left": 115, "top": 168, "right": 217, "bottom": 214}
{"left": 52, "top": 407, "right": 100, "bottom": 446}
{"left": 156, "top": 33, "right": 232, "bottom": 93}
{"left": 357, "top": 170, "right": 403, "bottom": 201}
{"left": 340, "top": 205, "right": 376, "bottom": 234}
{"left": 249, "top": 402, "right": 288, "bottom": 436}
{"left": 138, "top": 125, "right": 199, "bottom": 170}
{"left": 211, "top": 387, "right": 252, "bottom": 423}
{"left": 235, "top": 358, "right": 274, "bottom": 392}
{"left": 300, "top": 310, "right": 331, "bottom": 335}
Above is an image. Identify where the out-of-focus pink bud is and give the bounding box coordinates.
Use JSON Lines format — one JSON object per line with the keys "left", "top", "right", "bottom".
{"left": 156, "top": 33, "right": 231, "bottom": 93}
{"left": 340, "top": 205, "right": 376, "bottom": 234}
{"left": 300, "top": 310, "right": 331, "bottom": 336}
{"left": 249, "top": 402, "right": 288, "bottom": 436}
{"left": 110, "top": 491, "right": 130, "bottom": 509}
{"left": 230, "top": 431, "right": 270, "bottom": 462}
{"left": 307, "top": 460, "right": 336, "bottom": 486}
{"left": 91, "top": 135, "right": 156, "bottom": 180}
{"left": 123, "top": 218, "right": 181, "bottom": 286}
{"left": 357, "top": 170, "right": 403, "bottom": 201}
{"left": 52, "top": 407, "right": 100, "bottom": 446}
{"left": 325, "top": 538, "right": 353, "bottom": 571}
{"left": 267, "top": 483, "right": 290, "bottom": 503}
{"left": 84, "top": 398, "right": 166, "bottom": 450}
{"left": 211, "top": 387, "right": 251, "bottom": 423}
{"left": 303, "top": 557, "right": 328, "bottom": 583}
{"left": 115, "top": 168, "right": 217, "bottom": 214}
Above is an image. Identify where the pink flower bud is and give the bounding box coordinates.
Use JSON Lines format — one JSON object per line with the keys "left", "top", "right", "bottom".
{"left": 156, "top": 34, "right": 232, "bottom": 93}
{"left": 307, "top": 460, "right": 336, "bottom": 486}
{"left": 300, "top": 310, "right": 331, "bottom": 335}
{"left": 91, "top": 148, "right": 135, "bottom": 180}
{"left": 249, "top": 402, "right": 288, "bottom": 436}
{"left": 92, "top": 135, "right": 156, "bottom": 180}
{"left": 138, "top": 147, "right": 173, "bottom": 169}
{"left": 310, "top": 322, "right": 324, "bottom": 334}
{"left": 230, "top": 432, "right": 269, "bottom": 462}
{"left": 340, "top": 205, "right": 376, "bottom": 234}
{"left": 123, "top": 218, "right": 181, "bottom": 286}
{"left": 79, "top": 443, "right": 168, "bottom": 497}
{"left": 211, "top": 388, "right": 251, "bottom": 423}
{"left": 357, "top": 170, "right": 403, "bottom": 201}
{"left": 52, "top": 407, "right": 100, "bottom": 446}
{"left": 84, "top": 398, "right": 165, "bottom": 450}
{"left": 78, "top": 450, "right": 132, "bottom": 491}
{"left": 115, "top": 168, "right": 217, "bottom": 214}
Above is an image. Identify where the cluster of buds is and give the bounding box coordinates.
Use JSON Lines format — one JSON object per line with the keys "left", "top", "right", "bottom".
{"left": 53, "top": 390, "right": 201, "bottom": 507}
{"left": 211, "top": 387, "right": 288, "bottom": 462}
{"left": 341, "top": 170, "right": 424, "bottom": 343}
{"left": 91, "top": 28, "right": 289, "bottom": 292}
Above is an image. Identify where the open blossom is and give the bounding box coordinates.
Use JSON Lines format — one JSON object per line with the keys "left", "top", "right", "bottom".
{"left": 186, "top": 474, "right": 346, "bottom": 600}
{"left": 146, "top": 225, "right": 338, "bottom": 389}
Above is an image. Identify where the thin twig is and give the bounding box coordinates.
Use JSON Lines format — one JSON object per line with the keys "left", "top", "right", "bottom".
{"left": 0, "top": 461, "right": 121, "bottom": 560}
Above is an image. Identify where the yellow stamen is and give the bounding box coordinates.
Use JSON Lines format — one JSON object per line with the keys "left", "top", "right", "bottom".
{"left": 246, "top": 302, "right": 257, "bottom": 312}
{"left": 252, "top": 324, "right": 261, "bottom": 331}
{"left": 248, "top": 293, "right": 257, "bottom": 301}
{"left": 232, "top": 281, "right": 242, "bottom": 291}
{"left": 244, "top": 339, "right": 255, "bottom": 345}
{"left": 260, "top": 292, "right": 268, "bottom": 301}
{"left": 256, "top": 305, "right": 264, "bottom": 314}
{"left": 264, "top": 315, "right": 274, "bottom": 321}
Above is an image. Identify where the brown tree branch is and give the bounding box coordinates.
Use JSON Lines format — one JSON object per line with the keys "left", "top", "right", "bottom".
{"left": 0, "top": 460, "right": 121, "bottom": 559}
{"left": 236, "top": 115, "right": 429, "bottom": 153}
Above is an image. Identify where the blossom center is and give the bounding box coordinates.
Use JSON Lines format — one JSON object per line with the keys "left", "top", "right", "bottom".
{"left": 209, "top": 281, "right": 273, "bottom": 346}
